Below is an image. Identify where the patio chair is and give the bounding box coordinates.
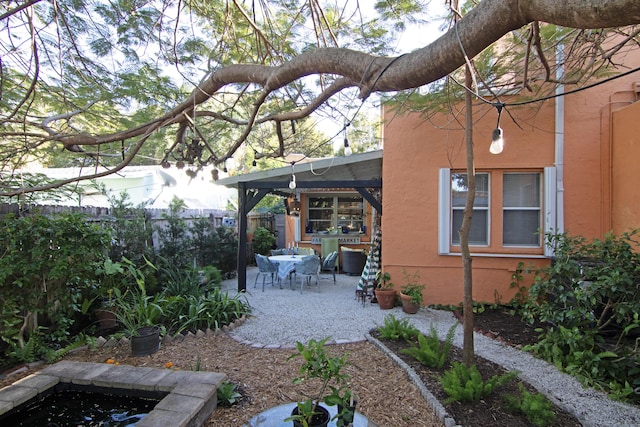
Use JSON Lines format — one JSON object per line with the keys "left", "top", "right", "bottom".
{"left": 270, "top": 249, "right": 287, "bottom": 256}
{"left": 296, "top": 247, "right": 315, "bottom": 255}
{"left": 255, "top": 254, "right": 281, "bottom": 291}
{"left": 296, "top": 255, "right": 321, "bottom": 293}
{"left": 320, "top": 251, "right": 338, "bottom": 283}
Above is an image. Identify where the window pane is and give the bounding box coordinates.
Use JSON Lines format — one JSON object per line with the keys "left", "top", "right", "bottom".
{"left": 308, "top": 210, "right": 332, "bottom": 220}
{"left": 337, "top": 196, "right": 364, "bottom": 233}
{"left": 309, "top": 197, "right": 333, "bottom": 208}
{"left": 452, "top": 209, "right": 488, "bottom": 245}
{"left": 503, "top": 211, "right": 540, "bottom": 245}
{"left": 504, "top": 173, "right": 540, "bottom": 207}
{"left": 503, "top": 173, "right": 541, "bottom": 246}
{"left": 452, "top": 173, "right": 488, "bottom": 207}
{"left": 307, "top": 195, "right": 364, "bottom": 233}
{"left": 308, "top": 196, "right": 333, "bottom": 232}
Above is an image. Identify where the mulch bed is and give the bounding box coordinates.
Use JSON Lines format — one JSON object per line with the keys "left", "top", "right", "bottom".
{"left": 463, "top": 306, "right": 549, "bottom": 348}
{"left": 370, "top": 307, "right": 582, "bottom": 427}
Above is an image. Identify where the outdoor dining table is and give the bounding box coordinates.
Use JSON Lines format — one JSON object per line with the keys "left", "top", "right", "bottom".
{"left": 269, "top": 254, "right": 306, "bottom": 281}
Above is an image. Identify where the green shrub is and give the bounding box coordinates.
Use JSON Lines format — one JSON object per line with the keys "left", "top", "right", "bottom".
{"left": 105, "top": 190, "right": 155, "bottom": 267}
{"left": 0, "top": 212, "right": 111, "bottom": 365}
{"left": 161, "top": 287, "right": 251, "bottom": 335}
{"left": 156, "top": 197, "right": 192, "bottom": 270}
{"left": 377, "top": 314, "right": 420, "bottom": 341}
{"left": 439, "top": 362, "right": 517, "bottom": 404}
{"left": 401, "top": 324, "right": 456, "bottom": 369}
{"left": 191, "top": 217, "right": 219, "bottom": 267}
{"left": 214, "top": 226, "right": 238, "bottom": 276}
{"left": 253, "top": 227, "right": 276, "bottom": 255}
{"left": 158, "top": 259, "right": 203, "bottom": 297}
{"left": 521, "top": 230, "right": 640, "bottom": 402}
{"left": 504, "top": 383, "right": 557, "bottom": 426}
{"left": 199, "top": 265, "right": 223, "bottom": 287}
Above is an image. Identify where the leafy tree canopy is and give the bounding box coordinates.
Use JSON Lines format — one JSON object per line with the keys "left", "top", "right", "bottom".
{"left": 1, "top": 0, "right": 639, "bottom": 195}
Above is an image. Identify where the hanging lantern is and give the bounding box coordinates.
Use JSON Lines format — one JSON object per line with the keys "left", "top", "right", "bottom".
{"left": 290, "top": 200, "right": 301, "bottom": 216}
{"left": 287, "top": 195, "right": 301, "bottom": 217}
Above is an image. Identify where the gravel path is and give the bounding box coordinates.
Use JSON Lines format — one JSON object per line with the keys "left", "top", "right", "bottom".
{"left": 222, "top": 268, "right": 640, "bottom": 427}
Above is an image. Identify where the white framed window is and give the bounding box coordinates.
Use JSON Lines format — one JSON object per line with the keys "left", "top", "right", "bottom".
{"left": 439, "top": 168, "right": 556, "bottom": 255}
{"left": 503, "top": 173, "right": 541, "bottom": 246}
{"left": 451, "top": 172, "right": 489, "bottom": 245}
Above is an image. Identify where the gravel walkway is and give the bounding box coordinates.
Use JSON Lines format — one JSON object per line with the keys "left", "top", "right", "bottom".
{"left": 221, "top": 267, "right": 640, "bottom": 427}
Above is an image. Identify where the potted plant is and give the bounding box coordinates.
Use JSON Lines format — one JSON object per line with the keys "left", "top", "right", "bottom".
{"left": 285, "top": 337, "right": 352, "bottom": 427}
{"left": 324, "top": 386, "right": 357, "bottom": 427}
{"left": 374, "top": 271, "right": 396, "bottom": 310}
{"left": 94, "top": 258, "right": 125, "bottom": 330}
{"left": 113, "top": 257, "right": 165, "bottom": 356}
{"left": 399, "top": 270, "right": 425, "bottom": 314}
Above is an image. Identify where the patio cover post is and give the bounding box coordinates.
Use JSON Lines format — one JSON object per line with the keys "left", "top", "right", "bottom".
{"left": 237, "top": 182, "right": 248, "bottom": 292}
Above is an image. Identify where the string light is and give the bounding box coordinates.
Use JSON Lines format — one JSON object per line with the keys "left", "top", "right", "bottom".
{"left": 343, "top": 122, "right": 353, "bottom": 156}
{"left": 490, "top": 103, "right": 505, "bottom": 154}
{"left": 343, "top": 136, "right": 353, "bottom": 156}
{"left": 288, "top": 162, "right": 297, "bottom": 189}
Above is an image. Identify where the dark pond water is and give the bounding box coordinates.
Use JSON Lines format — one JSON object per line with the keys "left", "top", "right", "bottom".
{"left": 1, "top": 388, "right": 162, "bottom": 426}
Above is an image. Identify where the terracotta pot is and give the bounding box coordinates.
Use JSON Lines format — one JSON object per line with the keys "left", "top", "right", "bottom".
{"left": 399, "top": 293, "right": 420, "bottom": 314}
{"left": 374, "top": 288, "right": 396, "bottom": 310}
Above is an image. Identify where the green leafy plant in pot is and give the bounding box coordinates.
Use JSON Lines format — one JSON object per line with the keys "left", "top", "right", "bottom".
{"left": 374, "top": 271, "right": 396, "bottom": 310}
{"left": 399, "top": 270, "right": 425, "bottom": 314}
{"left": 324, "top": 386, "right": 358, "bottom": 427}
{"left": 113, "top": 257, "right": 165, "bottom": 356}
{"left": 285, "top": 337, "right": 352, "bottom": 427}
{"left": 94, "top": 258, "right": 126, "bottom": 330}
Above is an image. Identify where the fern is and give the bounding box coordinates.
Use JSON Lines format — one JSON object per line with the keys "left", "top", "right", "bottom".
{"left": 377, "top": 315, "right": 420, "bottom": 341}
{"left": 401, "top": 324, "right": 456, "bottom": 369}
{"left": 6, "top": 336, "right": 39, "bottom": 363}
{"left": 440, "top": 362, "right": 517, "bottom": 404}
{"left": 504, "top": 383, "right": 557, "bottom": 426}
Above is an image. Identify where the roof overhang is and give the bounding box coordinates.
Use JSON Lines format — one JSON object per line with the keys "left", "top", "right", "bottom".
{"left": 216, "top": 150, "right": 382, "bottom": 190}
{"left": 224, "top": 150, "right": 383, "bottom": 293}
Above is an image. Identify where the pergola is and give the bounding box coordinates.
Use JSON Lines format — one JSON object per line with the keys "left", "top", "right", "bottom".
{"left": 216, "top": 150, "right": 383, "bottom": 292}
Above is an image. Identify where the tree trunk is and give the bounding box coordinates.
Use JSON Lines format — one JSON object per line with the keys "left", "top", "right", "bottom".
{"left": 460, "top": 63, "right": 476, "bottom": 367}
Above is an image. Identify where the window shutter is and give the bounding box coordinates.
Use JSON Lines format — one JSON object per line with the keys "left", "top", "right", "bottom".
{"left": 438, "top": 168, "right": 451, "bottom": 254}
{"left": 543, "top": 166, "right": 557, "bottom": 257}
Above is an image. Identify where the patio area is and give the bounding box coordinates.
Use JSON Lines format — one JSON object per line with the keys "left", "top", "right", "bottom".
{"left": 219, "top": 265, "right": 439, "bottom": 348}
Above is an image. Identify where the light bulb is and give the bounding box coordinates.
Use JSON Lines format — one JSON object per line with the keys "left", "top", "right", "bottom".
{"left": 490, "top": 128, "right": 504, "bottom": 154}
{"left": 289, "top": 175, "right": 297, "bottom": 189}
{"left": 343, "top": 137, "right": 352, "bottom": 156}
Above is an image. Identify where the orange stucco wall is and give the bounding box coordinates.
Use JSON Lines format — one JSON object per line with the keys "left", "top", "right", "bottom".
{"left": 612, "top": 100, "right": 640, "bottom": 234}
{"left": 382, "top": 57, "right": 640, "bottom": 305}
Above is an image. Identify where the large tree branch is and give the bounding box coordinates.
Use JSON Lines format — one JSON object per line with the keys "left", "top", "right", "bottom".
{"left": 55, "top": 0, "right": 640, "bottom": 149}
{"left": 3, "top": 0, "right": 640, "bottom": 197}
